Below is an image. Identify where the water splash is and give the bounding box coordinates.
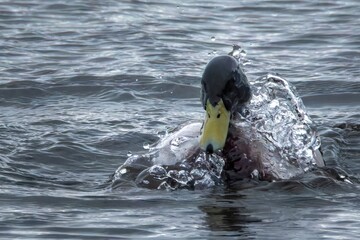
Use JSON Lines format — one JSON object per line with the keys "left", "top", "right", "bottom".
{"left": 228, "top": 44, "right": 250, "bottom": 65}
{"left": 113, "top": 151, "right": 225, "bottom": 190}
{"left": 112, "top": 122, "right": 227, "bottom": 190}
{"left": 157, "top": 128, "right": 168, "bottom": 137}
{"left": 113, "top": 74, "right": 323, "bottom": 188}
{"left": 228, "top": 44, "right": 242, "bottom": 60}
{"left": 238, "top": 74, "right": 323, "bottom": 179}
{"left": 143, "top": 142, "right": 150, "bottom": 150}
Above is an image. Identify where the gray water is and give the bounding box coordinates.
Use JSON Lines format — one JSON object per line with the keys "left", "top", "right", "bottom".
{"left": 1, "top": 0, "right": 360, "bottom": 239}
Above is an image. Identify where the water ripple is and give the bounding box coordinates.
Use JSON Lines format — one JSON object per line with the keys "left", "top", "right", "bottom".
{"left": 0, "top": 0, "right": 359, "bottom": 238}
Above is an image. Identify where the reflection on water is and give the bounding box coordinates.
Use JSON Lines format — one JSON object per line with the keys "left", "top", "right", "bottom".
{"left": 200, "top": 195, "right": 259, "bottom": 238}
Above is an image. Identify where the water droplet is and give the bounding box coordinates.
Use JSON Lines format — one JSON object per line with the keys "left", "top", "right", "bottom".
{"left": 344, "top": 179, "right": 353, "bottom": 184}
{"left": 269, "top": 99, "right": 280, "bottom": 109}
{"left": 232, "top": 50, "right": 240, "bottom": 58}
{"left": 251, "top": 169, "right": 259, "bottom": 179}
{"left": 211, "top": 36, "right": 216, "bottom": 41}
{"left": 142, "top": 179, "right": 149, "bottom": 185}
{"left": 240, "top": 49, "right": 247, "bottom": 57}
{"left": 171, "top": 136, "right": 188, "bottom": 147}
{"left": 127, "top": 151, "right": 132, "bottom": 157}
{"left": 135, "top": 78, "right": 138, "bottom": 82}
{"left": 157, "top": 129, "right": 168, "bottom": 138}
{"left": 119, "top": 168, "right": 127, "bottom": 174}
{"left": 143, "top": 142, "right": 150, "bottom": 150}
{"left": 228, "top": 44, "right": 242, "bottom": 59}
{"left": 149, "top": 165, "right": 167, "bottom": 180}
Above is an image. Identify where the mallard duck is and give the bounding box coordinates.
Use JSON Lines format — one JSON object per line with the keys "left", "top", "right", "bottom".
{"left": 113, "top": 55, "right": 324, "bottom": 189}
{"left": 198, "top": 55, "right": 324, "bottom": 181}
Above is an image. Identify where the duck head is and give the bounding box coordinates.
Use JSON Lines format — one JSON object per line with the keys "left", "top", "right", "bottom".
{"left": 199, "top": 55, "right": 251, "bottom": 154}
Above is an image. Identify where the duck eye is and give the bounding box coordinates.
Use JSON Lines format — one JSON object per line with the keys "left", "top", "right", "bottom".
{"left": 217, "top": 113, "right": 221, "bottom": 118}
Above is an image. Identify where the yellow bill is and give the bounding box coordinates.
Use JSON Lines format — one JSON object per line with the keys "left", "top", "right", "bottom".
{"left": 200, "top": 99, "right": 230, "bottom": 153}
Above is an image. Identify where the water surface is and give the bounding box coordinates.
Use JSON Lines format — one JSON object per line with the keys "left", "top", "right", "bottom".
{"left": 1, "top": 0, "right": 360, "bottom": 239}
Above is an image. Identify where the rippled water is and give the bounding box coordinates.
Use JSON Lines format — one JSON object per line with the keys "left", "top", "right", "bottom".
{"left": 1, "top": 0, "right": 360, "bottom": 239}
